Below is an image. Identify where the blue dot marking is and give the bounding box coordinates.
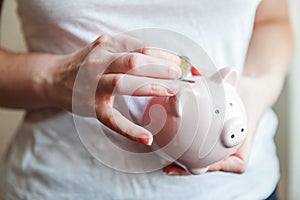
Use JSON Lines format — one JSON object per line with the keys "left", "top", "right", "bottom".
{"left": 229, "top": 102, "right": 233, "bottom": 107}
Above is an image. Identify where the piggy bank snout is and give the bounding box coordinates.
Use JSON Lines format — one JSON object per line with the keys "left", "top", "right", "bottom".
{"left": 221, "top": 118, "right": 247, "bottom": 148}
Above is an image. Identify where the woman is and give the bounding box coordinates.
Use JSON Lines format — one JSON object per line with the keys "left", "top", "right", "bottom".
{"left": 0, "top": 0, "right": 293, "bottom": 199}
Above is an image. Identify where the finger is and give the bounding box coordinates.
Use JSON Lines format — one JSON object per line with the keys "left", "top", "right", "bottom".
{"left": 208, "top": 156, "right": 246, "bottom": 174}
{"left": 100, "top": 34, "right": 147, "bottom": 53}
{"left": 105, "top": 53, "right": 181, "bottom": 79}
{"left": 97, "top": 98, "right": 153, "bottom": 146}
{"left": 96, "top": 34, "right": 181, "bottom": 66}
{"left": 208, "top": 134, "right": 251, "bottom": 174}
{"left": 91, "top": 34, "right": 113, "bottom": 48}
{"left": 98, "top": 74, "right": 179, "bottom": 96}
{"left": 73, "top": 36, "right": 106, "bottom": 61}
{"left": 136, "top": 47, "right": 181, "bottom": 66}
{"left": 163, "top": 164, "right": 190, "bottom": 176}
{"left": 207, "top": 160, "right": 224, "bottom": 172}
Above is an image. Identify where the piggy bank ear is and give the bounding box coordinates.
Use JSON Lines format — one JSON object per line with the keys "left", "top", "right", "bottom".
{"left": 209, "top": 67, "right": 237, "bottom": 86}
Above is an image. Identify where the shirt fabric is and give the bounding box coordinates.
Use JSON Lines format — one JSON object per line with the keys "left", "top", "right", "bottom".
{"left": 0, "top": 0, "right": 280, "bottom": 199}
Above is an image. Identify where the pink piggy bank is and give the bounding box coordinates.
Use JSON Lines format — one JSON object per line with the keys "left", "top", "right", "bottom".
{"left": 142, "top": 67, "right": 247, "bottom": 175}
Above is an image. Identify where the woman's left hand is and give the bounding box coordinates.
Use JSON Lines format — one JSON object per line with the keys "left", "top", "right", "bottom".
{"left": 163, "top": 134, "right": 254, "bottom": 175}
{"left": 207, "top": 129, "right": 254, "bottom": 173}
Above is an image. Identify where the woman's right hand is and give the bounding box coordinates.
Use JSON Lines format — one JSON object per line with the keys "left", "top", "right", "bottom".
{"left": 44, "top": 34, "right": 182, "bottom": 145}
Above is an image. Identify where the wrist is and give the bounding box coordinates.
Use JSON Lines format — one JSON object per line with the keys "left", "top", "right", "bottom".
{"left": 31, "top": 53, "right": 72, "bottom": 108}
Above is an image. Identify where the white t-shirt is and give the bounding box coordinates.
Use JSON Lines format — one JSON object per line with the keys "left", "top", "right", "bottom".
{"left": 1, "top": 0, "right": 280, "bottom": 199}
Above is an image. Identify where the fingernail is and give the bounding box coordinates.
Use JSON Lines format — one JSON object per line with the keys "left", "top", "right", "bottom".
{"left": 191, "top": 66, "right": 202, "bottom": 76}
{"left": 136, "top": 134, "right": 153, "bottom": 146}
{"left": 166, "top": 88, "right": 176, "bottom": 96}
{"left": 166, "top": 171, "right": 180, "bottom": 176}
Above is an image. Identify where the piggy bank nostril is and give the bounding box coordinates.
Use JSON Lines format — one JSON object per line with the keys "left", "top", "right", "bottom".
{"left": 221, "top": 119, "right": 247, "bottom": 148}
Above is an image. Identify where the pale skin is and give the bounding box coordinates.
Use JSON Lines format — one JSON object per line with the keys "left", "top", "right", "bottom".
{"left": 0, "top": 0, "right": 293, "bottom": 176}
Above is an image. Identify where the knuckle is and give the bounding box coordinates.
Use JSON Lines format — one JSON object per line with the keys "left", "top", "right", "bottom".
{"left": 140, "top": 47, "right": 149, "bottom": 55}
{"left": 127, "top": 53, "right": 139, "bottom": 71}
{"left": 98, "top": 75, "right": 120, "bottom": 94}
{"left": 111, "top": 75, "right": 121, "bottom": 92}
{"left": 149, "top": 83, "right": 160, "bottom": 95}
{"left": 111, "top": 75, "right": 119, "bottom": 88}
{"left": 93, "top": 34, "right": 112, "bottom": 48}
{"left": 98, "top": 34, "right": 112, "bottom": 44}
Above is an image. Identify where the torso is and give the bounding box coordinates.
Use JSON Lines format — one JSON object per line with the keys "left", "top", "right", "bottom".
{"left": 1, "top": 1, "right": 280, "bottom": 199}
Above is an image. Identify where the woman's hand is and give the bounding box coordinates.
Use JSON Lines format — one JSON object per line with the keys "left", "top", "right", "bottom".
{"left": 0, "top": 34, "right": 181, "bottom": 145}
{"left": 207, "top": 76, "right": 264, "bottom": 173}
{"left": 208, "top": 132, "right": 253, "bottom": 174}
{"left": 163, "top": 134, "right": 253, "bottom": 175}
{"left": 43, "top": 34, "right": 182, "bottom": 145}
{"left": 163, "top": 134, "right": 253, "bottom": 176}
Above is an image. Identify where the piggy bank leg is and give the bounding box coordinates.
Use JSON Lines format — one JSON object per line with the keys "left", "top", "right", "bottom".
{"left": 188, "top": 167, "right": 209, "bottom": 175}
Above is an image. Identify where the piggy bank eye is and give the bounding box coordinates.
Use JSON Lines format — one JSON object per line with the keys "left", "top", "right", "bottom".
{"left": 229, "top": 102, "right": 233, "bottom": 107}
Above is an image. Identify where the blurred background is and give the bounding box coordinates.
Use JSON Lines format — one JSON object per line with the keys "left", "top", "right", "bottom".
{"left": 0, "top": 0, "right": 299, "bottom": 199}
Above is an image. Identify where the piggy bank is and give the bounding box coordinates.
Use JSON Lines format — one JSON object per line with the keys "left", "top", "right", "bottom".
{"left": 142, "top": 67, "right": 247, "bottom": 174}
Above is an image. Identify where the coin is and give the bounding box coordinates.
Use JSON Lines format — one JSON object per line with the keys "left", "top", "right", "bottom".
{"left": 179, "top": 55, "right": 191, "bottom": 79}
